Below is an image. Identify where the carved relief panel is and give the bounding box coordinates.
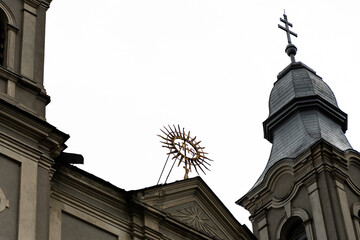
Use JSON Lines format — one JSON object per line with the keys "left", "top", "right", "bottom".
{"left": 0, "top": 187, "right": 9, "bottom": 212}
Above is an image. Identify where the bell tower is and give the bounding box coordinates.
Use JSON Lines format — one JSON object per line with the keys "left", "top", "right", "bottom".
{"left": 237, "top": 13, "right": 360, "bottom": 240}
{"left": 0, "top": 1, "right": 69, "bottom": 240}
{"left": 0, "top": 0, "right": 53, "bottom": 118}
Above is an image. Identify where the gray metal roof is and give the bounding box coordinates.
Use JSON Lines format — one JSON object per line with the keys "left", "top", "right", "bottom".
{"left": 252, "top": 62, "right": 352, "bottom": 189}
{"left": 269, "top": 63, "right": 338, "bottom": 116}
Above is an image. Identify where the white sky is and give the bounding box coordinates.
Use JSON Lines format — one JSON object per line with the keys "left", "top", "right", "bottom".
{"left": 44, "top": 0, "right": 360, "bottom": 228}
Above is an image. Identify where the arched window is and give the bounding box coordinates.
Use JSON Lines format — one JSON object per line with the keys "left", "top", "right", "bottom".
{"left": 0, "top": 9, "right": 7, "bottom": 66}
{"left": 281, "top": 217, "right": 307, "bottom": 240}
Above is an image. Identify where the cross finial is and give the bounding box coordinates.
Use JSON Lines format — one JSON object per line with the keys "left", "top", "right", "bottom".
{"left": 278, "top": 11, "right": 298, "bottom": 63}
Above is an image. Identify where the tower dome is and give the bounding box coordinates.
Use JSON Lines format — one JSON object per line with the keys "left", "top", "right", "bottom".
{"left": 257, "top": 61, "right": 352, "bottom": 188}
{"left": 269, "top": 62, "right": 338, "bottom": 116}
{"left": 238, "top": 13, "right": 360, "bottom": 240}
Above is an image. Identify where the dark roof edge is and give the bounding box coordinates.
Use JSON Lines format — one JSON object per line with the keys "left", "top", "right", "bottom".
{"left": 56, "top": 152, "right": 84, "bottom": 164}
{"left": 276, "top": 61, "right": 317, "bottom": 81}
{"left": 263, "top": 95, "right": 348, "bottom": 143}
{"left": 54, "top": 161, "right": 127, "bottom": 193}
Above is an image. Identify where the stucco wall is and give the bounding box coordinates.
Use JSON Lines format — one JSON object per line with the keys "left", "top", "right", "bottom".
{"left": 61, "top": 212, "right": 118, "bottom": 240}
{"left": 0, "top": 155, "right": 20, "bottom": 240}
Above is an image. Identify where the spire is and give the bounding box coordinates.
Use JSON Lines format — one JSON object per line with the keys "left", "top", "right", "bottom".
{"left": 251, "top": 13, "right": 353, "bottom": 189}
{"left": 278, "top": 11, "right": 298, "bottom": 63}
{"left": 238, "top": 15, "right": 358, "bottom": 240}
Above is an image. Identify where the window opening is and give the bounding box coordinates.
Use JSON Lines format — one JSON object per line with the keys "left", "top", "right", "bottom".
{"left": 281, "top": 217, "right": 307, "bottom": 240}
{"left": 0, "top": 9, "right": 7, "bottom": 66}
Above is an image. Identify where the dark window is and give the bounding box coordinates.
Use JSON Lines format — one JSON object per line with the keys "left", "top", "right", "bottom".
{"left": 0, "top": 10, "right": 7, "bottom": 66}
{"left": 281, "top": 217, "right": 307, "bottom": 240}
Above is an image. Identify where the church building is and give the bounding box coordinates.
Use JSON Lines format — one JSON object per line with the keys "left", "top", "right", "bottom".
{"left": 0, "top": 1, "right": 254, "bottom": 240}
{"left": 237, "top": 13, "right": 360, "bottom": 240}
{"left": 0, "top": 1, "right": 359, "bottom": 240}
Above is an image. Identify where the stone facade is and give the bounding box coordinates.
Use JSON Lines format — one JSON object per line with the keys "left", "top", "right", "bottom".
{"left": 238, "top": 62, "right": 360, "bottom": 239}
{"left": 239, "top": 140, "right": 360, "bottom": 240}
{"left": 50, "top": 163, "right": 255, "bottom": 240}
{"left": 0, "top": 0, "right": 51, "bottom": 119}
{"left": 2, "top": 1, "right": 359, "bottom": 239}
{"left": 0, "top": 1, "right": 254, "bottom": 240}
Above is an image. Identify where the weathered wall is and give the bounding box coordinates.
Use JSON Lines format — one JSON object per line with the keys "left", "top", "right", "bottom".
{"left": 61, "top": 212, "right": 118, "bottom": 240}
{"left": 0, "top": 155, "right": 20, "bottom": 240}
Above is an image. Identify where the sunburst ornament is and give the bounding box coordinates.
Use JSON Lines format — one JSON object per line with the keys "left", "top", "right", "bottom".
{"left": 158, "top": 125, "right": 212, "bottom": 180}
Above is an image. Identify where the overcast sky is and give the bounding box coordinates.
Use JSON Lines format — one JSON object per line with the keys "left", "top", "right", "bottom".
{"left": 44, "top": 0, "right": 360, "bottom": 227}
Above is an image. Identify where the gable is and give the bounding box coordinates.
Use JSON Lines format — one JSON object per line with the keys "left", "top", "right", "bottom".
{"left": 134, "top": 177, "right": 254, "bottom": 240}
{"left": 166, "top": 201, "right": 225, "bottom": 239}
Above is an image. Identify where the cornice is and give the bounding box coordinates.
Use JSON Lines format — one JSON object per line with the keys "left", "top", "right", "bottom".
{"left": 0, "top": 67, "right": 51, "bottom": 117}
{"left": 52, "top": 163, "right": 128, "bottom": 209}
{"left": 23, "top": 0, "right": 52, "bottom": 10}
{"left": 238, "top": 140, "right": 352, "bottom": 214}
{"left": 40, "top": 0, "right": 52, "bottom": 10}
{"left": 17, "top": 76, "right": 50, "bottom": 105}
{"left": 0, "top": 130, "right": 42, "bottom": 163}
{"left": 0, "top": 98, "right": 68, "bottom": 158}
{"left": 263, "top": 95, "right": 347, "bottom": 143}
{"left": 135, "top": 177, "right": 240, "bottom": 225}
{"left": 24, "top": 0, "right": 41, "bottom": 8}
{"left": 51, "top": 188, "right": 131, "bottom": 234}
{"left": 133, "top": 177, "right": 252, "bottom": 239}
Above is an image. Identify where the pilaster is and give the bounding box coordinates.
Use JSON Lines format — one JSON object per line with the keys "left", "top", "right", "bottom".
{"left": 21, "top": 3, "right": 37, "bottom": 80}
{"left": 17, "top": 159, "right": 38, "bottom": 240}
{"left": 306, "top": 178, "right": 327, "bottom": 239}
{"left": 258, "top": 217, "right": 269, "bottom": 240}
{"left": 252, "top": 211, "right": 269, "bottom": 240}
{"left": 49, "top": 198, "right": 62, "bottom": 240}
{"left": 334, "top": 179, "right": 356, "bottom": 239}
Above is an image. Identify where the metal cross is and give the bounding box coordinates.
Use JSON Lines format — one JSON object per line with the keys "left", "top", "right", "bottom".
{"left": 278, "top": 11, "right": 298, "bottom": 63}
{"left": 278, "top": 12, "right": 297, "bottom": 44}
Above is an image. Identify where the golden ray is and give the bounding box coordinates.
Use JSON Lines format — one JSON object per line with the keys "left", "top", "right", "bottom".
{"left": 158, "top": 125, "right": 212, "bottom": 179}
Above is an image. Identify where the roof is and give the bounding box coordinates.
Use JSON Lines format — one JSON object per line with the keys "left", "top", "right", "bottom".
{"left": 269, "top": 62, "right": 338, "bottom": 116}
{"left": 255, "top": 62, "right": 352, "bottom": 190}
{"left": 131, "top": 177, "right": 256, "bottom": 240}
{"left": 53, "top": 162, "right": 256, "bottom": 240}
